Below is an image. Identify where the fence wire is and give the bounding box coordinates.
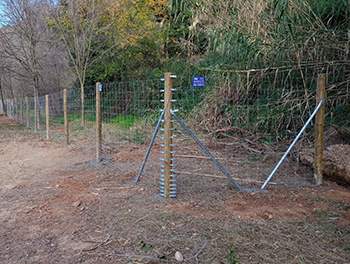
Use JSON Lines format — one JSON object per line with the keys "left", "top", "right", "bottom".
{"left": 99, "top": 79, "right": 163, "bottom": 156}
{"left": 1, "top": 64, "right": 349, "bottom": 181}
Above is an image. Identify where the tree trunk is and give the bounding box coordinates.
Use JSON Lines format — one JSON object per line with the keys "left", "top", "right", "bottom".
{"left": 0, "top": 77, "right": 6, "bottom": 116}
{"left": 34, "top": 75, "right": 40, "bottom": 131}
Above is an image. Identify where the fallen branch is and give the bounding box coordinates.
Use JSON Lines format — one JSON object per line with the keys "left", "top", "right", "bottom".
{"left": 174, "top": 154, "right": 224, "bottom": 160}
{"left": 83, "top": 235, "right": 112, "bottom": 251}
{"left": 209, "top": 127, "right": 251, "bottom": 136}
{"left": 177, "top": 171, "right": 276, "bottom": 185}
{"left": 184, "top": 237, "right": 208, "bottom": 261}
{"left": 134, "top": 213, "right": 151, "bottom": 224}
{"left": 111, "top": 252, "right": 167, "bottom": 262}
{"left": 242, "top": 143, "right": 263, "bottom": 154}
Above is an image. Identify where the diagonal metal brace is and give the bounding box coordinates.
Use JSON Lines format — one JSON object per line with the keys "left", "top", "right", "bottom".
{"left": 260, "top": 99, "right": 325, "bottom": 189}
{"left": 135, "top": 110, "right": 165, "bottom": 182}
{"left": 169, "top": 108, "right": 242, "bottom": 191}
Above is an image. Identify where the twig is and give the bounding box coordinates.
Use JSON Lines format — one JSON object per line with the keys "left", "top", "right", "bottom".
{"left": 242, "top": 143, "right": 263, "bottom": 154}
{"left": 177, "top": 171, "right": 277, "bottom": 185}
{"left": 215, "top": 141, "right": 238, "bottom": 146}
{"left": 174, "top": 154, "right": 224, "bottom": 160}
{"left": 262, "top": 143, "right": 274, "bottom": 152}
{"left": 134, "top": 213, "right": 151, "bottom": 223}
{"left": 83, "top": 235, "right": 112, "bottom": 251}
{"left": 184, "top": 237, "right": 208, "bottom": 261}
{"left": 209, "top": 127, "right": 251, "bottom": 136}
{"left": 244, "top": 138, "right": 260, "bottom": 147}
{"left": 111, "top": 252, "right": 168, "bottom": 262}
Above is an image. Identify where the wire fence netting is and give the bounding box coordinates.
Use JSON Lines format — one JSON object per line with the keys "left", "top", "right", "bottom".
{"left": 1, "top": 63, "right": 349, "bottom": 186}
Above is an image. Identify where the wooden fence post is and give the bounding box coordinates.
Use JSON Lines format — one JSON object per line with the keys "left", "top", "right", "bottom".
{"left": 46, "top": 95, "right": 50, "bottom": 140}
{"left": 81, "top": 85, "right": 86, "bottom": 128}
{"left": 26, "top": 97, "right": 29, "bottom": 127}
{"left": 163, "top": 73, "right": 174, "bottom": 198}
{"left": 64, "top": 89, "right": 69, "bottom": 145}
{"left": 315, "top": 73, "right": 326, "bottom": 185}
{"left": 14, "top": 98, "right": 17, "bottom": 122}
{"left": 11, "top": 99, "right": 13, "bottom": 118}
{"left": 20, "top": 97, "right": 23, "bottom": 124}
{"left": 34, "top": 95, "right": 38, "bottom": 131}
{"left": 96, "top": 82, "right": 102, "bottom": 162}
{"left": 16, "top": 98, "right": 18, "bottom": 122}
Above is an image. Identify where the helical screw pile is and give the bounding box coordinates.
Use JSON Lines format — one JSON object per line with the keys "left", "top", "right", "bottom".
{"left": 159, "top": 75, "right": 178, "bottom": 198}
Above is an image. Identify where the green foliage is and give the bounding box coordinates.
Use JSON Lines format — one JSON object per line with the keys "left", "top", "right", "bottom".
{"left": 50, "top": 112, "right": 83, "bottom": 124}
{"left": 342, "top": 245, "right": 350, "bottom": 252}
{"left": 85, "top": 37, "right": 163, "bottom": 85}
{"left": 228, "top": 249, "right": 239, "bottom": 264}
{"left": 308, "top": 0, "right": 350, "bottom": 28}
{"left": 110, "top": 116, "right": 141, "bottom": 129}
{"left": 140, "top": 238, "right": 152, "bottom": 250}
{"left": 317, "top": 210, "right": 329, "bottom": 218}
{"left": 165, "top": 0, "right": 194, "bottom": 57}
{"left": 198, "top": 0, "right": 350, "bottom": 70}
{"left": 51, "top": 0, "right": 350, "bottom": 137}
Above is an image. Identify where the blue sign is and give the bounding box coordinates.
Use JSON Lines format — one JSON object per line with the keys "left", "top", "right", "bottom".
{"left": 192, "top": 76, "right": 206, "bottom": 87}
{"left": 99, "top": 84, "right": 102, "bottom": 92}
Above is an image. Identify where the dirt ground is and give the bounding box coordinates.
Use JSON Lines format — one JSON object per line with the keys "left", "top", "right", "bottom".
{"left": 0, "top": 115, "right": 349, "bottom": 264}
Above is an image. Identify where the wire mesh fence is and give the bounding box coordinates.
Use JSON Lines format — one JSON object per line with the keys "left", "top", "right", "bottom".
{"left": 99, "top": 79, "right": 163, "bottom": 156}
{"left": 1, "top": 64, "right": 349, "bottom": 187}
{"left": 2, "top": 67, "right": 349, "bottom": 140}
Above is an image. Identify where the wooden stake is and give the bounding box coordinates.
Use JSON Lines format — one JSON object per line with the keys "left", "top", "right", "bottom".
{"left": 26, "top": 97, "right": 29, "bottom": 127}
{"left": 96, "top": 82, "right": 102, "bottom": 162}
{"left": 164, "top": 73, "right": 174, "bottom": 198}
{"left": 81, "top": 85, "right": 86, "bottom": 128}
{"left": 176, "top": 171, "right": 277, "bottom": 185}
{"left": 63, "top": 89, "right": 69, "bottom": 145}
{"left": 14, "top": 98, "right": 17, "bottom": 122}
{"left": 174, "top": 154, "right": 225, "bottom": 160}
{"left": 20, "top": 97, "right": 23, "bottom": 124}
{"left": 46, "top": 95, "right": 50, "bottom": 140}
{"left": 315, "top": 74, "right": 326, "bottom": 186}
{"left": 34, "top": 95, "right": 37, "bottom": 131}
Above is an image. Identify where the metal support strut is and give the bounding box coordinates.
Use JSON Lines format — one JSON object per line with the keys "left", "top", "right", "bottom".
{"left": 261, "top": 99, "right": 325, "bottom": 189}
{"left": 169, "top": 108, "right": 242, "bottom": 191}
{"left": 135, "top": 110, "right": 165, "bottom": 182}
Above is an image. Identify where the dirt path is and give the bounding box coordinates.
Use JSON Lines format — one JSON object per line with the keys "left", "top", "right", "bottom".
{"left": 0, "top": 116, "right": 349, "bottom": 263}
{"left": 0, "top": 137, "right": 88, "bottom": 188}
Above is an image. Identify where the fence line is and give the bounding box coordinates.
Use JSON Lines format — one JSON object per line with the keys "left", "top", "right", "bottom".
{"left": 1, "top": 66, "right": 349, "bottom": 163}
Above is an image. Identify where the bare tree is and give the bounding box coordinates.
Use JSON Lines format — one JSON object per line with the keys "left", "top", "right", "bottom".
{"left": 48, "top": 0, "right": 119, "bottom": 127}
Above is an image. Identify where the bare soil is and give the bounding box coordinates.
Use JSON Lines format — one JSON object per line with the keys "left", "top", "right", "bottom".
{"left": 0, "top": 116, "right": 349, "bottom": 264}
